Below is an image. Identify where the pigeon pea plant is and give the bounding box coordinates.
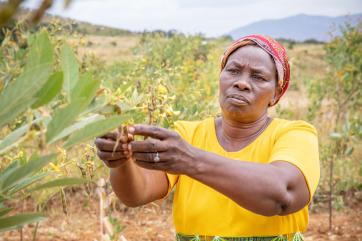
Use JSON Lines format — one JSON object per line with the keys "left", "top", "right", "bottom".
{"left": 307, "top": 22, "right": 362, "bottom": 230}
{"left": 0, "top": 27, "right": 130, "bottom": 232}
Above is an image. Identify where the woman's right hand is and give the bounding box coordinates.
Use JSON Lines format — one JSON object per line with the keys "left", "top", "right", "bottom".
{"left": 95, "top": 131, "right": 133, "bottom": 169}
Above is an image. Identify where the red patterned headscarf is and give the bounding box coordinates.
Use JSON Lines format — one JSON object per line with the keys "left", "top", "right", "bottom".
{"left": 220, "top": 34, "right": 290, "bottom": 104}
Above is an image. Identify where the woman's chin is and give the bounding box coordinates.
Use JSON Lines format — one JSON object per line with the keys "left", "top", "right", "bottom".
{"left": 222, "top": 105, "right": 248, "bottom": 117}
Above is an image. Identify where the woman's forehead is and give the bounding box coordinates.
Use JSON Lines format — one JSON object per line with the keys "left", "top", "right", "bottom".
{"left": 227, "top": 45, "right": 276, "bottom": 72}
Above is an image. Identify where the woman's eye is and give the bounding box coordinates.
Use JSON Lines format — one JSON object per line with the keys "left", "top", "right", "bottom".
{"left": 227, "top": 68, "right": 239, "bottom": 74}
{"left": 252, "top": 75, "right": 266, "bottom": 81}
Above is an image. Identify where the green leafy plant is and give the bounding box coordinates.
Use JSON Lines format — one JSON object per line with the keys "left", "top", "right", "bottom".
{"left": 308, "top": 22, "right": 362, "bottom": 230}
{"left": 0, "top": 27, "right": 128, "bottom": 233}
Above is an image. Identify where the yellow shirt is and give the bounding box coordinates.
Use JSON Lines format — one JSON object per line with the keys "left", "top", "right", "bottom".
{"left": 166, "top": 117, "right": 320, "bottom": 237}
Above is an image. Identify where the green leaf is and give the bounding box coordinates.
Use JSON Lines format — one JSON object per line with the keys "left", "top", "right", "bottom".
{"left": 0, "top": 126, "right": 29, "bottom": 155}
{"left": 31, "top": 71, "right": 64, "bottom": 108}
{"left": 25, "top": 30, "right": 53, "bottom": 72}
{"left": 8, "top": 173, "right": 48, "bottom": 195}
{"left": 61, "top": 43, "right": 79, "bottom": 102}
{"left": 80, "top": 95, "right": 109, "bottom": 117}
{"left": 0, "top": 117, "right": 44, "bottom": 155}
{"left": 0, "top": 161, "right": 19, "bottom": 189}
{"left": 64, "top": 115, "right": 129, "bottom": 148}
{"left": 0, "top": 30, "right": 53, "bottom": 128}
{"left": 0, "top": 207, "right": 13, "bottom": 217}
{"left": 0, "top": 98, "right": 36, "bottom": 130}
{"left": 46, "top": 74, "right": 100, "bottom": 143}
{"left": 31, "top": 177, "right": 88, "bottom": 191}
{"left": 48, "top": 114, "right": 104, "bottom": 144}
{"left": 71, "top": 72, "right": 99, "bottom": 103}
{"left": 46, "top": 98, "right": 88, "bottom": 143}
{"left": 0, "top": 213, "right": 45, "bottom": 232}
{"left": 1, "top": 154, "right": 56, "bottom": 192}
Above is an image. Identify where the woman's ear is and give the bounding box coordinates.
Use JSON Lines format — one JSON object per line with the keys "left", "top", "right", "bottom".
{"left": 269, "top": 86, "right": 282, "bottom": 106}
{"left": 268, "top": 96, "right": 277, "bottom": 107}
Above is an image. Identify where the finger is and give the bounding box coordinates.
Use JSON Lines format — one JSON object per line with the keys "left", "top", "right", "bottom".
{"left": 127, "top": 133, "right": 134, "bottom": 142}
{"left": 128, "top": 125, "right": 173, "bottom": 140}
{"left": 104, "top": 159, "right": 128, "bottom": 168}
{"left": 99, "top": 132, "right": 118, "bottom": 140}
{"left": 95, "top": 137, "right": 128, "bottom": 152}
{"left": 99, "top": 132, "right": 130, "bottom": 142}
{"left": 97, "top": 150, "right": 128, "bottom": 161}
{"left": 133, "top": 152, "right": 164, "bottom": 163}
{"left": 130, "top": 139, "right": 167, "bottom": 153}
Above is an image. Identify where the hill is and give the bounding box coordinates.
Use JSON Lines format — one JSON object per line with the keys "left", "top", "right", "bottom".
{"left": 3, "top": 6, "right": 136, "bottom": 37}
{"left": 227, "top": 13, "right": 362, "bottom": 42}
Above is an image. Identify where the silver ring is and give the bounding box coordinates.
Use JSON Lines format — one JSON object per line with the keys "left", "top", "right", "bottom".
{"left": 153, "top": 152, "right": 160, "bottom": 162}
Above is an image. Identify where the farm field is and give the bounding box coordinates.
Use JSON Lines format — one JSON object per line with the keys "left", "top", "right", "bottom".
{"left": 0, "top": 12, "right": 361, "bottom": 241}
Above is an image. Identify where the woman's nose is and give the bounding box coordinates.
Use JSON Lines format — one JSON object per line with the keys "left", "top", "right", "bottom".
{"left": 233, "top": 76, "right": 251, "bottom": 91}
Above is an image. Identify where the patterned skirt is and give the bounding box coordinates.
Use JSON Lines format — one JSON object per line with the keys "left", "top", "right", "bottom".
{"left": 175, "top": 232, "right": 304, "bottom": 241}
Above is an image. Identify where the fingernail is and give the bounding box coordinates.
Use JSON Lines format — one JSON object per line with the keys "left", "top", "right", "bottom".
{"left": 128, "top": 126, "right": 135, "bottom": 134}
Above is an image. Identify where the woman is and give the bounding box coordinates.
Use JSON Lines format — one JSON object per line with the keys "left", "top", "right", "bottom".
{"left": 95, "top": 34, "right": 320, "bottom": 241}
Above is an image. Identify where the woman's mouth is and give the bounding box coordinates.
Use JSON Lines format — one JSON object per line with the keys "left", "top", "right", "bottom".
{"left": 226, "top": 94, "right": 250, "bottom": 105}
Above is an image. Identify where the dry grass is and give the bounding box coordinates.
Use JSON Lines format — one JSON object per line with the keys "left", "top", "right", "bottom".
{"left": 69, "top": 35, "right": 141, "bottom": 64}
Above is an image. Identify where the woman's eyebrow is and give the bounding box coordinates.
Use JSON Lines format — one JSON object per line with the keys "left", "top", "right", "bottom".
{"left": 225, "top": 60, "right": 240, "bottom": 68}
{"left": 251, "top": 69, "right": 268, "bottom": 75}
{"left": 227, "top": 60, "right": 271, "bottom": 74}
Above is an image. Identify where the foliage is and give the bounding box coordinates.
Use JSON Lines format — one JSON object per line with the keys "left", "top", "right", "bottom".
{"left": 308, "top": 22, "right": 362, "bottom": 229}
{"left": 308, "top": 22, "right": 362, "bottom": 190}
{"left": 102, "top": 32, "right": 225, "bottom": 128}
{"left": 0, "top": 26, "right": 127, "bottom": 232}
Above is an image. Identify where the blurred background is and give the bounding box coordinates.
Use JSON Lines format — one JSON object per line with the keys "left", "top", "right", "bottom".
{"left": 0, "top": 0, "right": 361, "bottom": 240}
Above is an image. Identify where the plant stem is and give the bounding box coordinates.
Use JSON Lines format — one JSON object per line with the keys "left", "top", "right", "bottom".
{"left": 328, "top": 154, "right": 334, "bottom": 231}
{"left": 32, "top": 222, "right": 39, "bottom": 241}
{"left": 19, "top": 227, "right": 23, "bottom": 241}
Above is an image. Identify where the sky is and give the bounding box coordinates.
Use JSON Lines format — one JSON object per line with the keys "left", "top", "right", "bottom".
{"left": 18, "top": 0, "right": 362, "bottom": 37}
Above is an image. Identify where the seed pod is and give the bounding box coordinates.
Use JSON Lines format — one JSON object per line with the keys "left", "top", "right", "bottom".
{"left": 60, "top": 188, "right": 68, "bottom": 215}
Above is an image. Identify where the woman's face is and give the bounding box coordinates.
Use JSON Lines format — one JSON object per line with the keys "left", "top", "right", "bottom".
{"left": 219, "top": 45, "right": 279, "bottom": 122}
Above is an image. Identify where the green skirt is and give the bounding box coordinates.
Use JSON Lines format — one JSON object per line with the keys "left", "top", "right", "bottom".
{"left": 176, "top": 232, "right": 304, "bottom": 241}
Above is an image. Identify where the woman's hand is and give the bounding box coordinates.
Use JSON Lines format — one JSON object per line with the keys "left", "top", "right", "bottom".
{"left": 95, "top": 131, "right": 133, "bottom": 169}
{"left": 95, "top": 128, "right": 169, "bottom": 206}
{"left": 128, "top": 124, "right": 199, "bottom": 175}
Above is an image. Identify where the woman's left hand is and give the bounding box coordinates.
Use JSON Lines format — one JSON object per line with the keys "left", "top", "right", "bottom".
{"left": 127, "top": 124, "right": 199, "bottom": 175}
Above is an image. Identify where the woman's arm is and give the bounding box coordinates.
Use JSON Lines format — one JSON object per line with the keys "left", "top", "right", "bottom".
{"left": 109, "top": 162, "right": 168, "bottom": 207}
{"left": 189, "top": 152, "right": 309, "bottom": 216}
{"left": 129, "top": 124, "right": 310, "bottom": 216}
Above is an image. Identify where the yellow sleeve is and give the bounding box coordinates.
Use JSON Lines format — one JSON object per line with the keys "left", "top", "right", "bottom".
{"left": 268, "top": 121, "right": 320, "bottom": 201}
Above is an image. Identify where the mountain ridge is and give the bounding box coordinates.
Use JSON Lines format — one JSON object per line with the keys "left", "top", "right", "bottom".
{"left": 227, "top": 13, "right": 362, "bottom": 42}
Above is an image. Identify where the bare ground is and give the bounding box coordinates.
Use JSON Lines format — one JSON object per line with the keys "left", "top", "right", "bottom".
{"left": 1, "top": 191, "right": 361, "bottom": 241}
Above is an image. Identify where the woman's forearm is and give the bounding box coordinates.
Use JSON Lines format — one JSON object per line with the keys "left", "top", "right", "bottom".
{"left": 189, "top": 149, "right": 297, "bottom": 216}
{"left": 109, "top": 161, "right": 168, "bottom": 207}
